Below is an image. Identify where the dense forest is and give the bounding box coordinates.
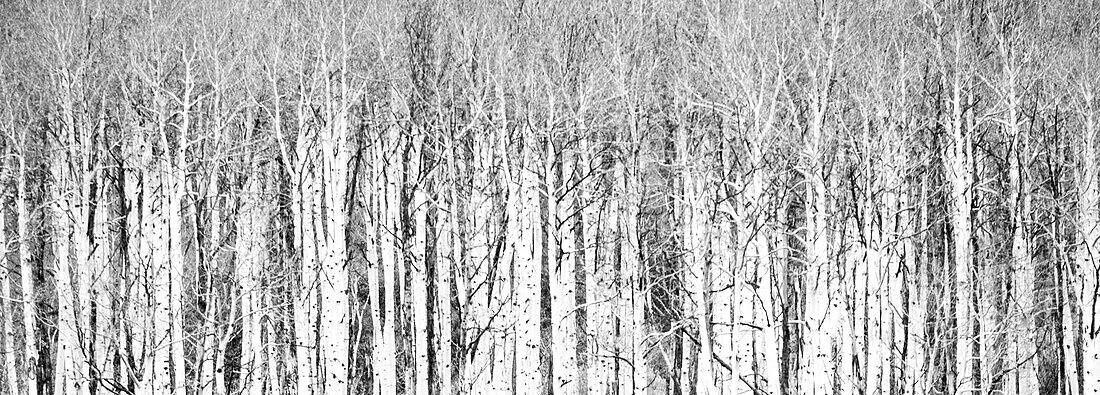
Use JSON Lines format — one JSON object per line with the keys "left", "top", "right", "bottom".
{"left": 0, "top": 0, "right": 1098, "bottom": 394}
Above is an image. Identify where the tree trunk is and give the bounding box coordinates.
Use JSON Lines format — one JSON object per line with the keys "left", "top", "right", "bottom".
{"left": 904, "top": 174, "right": 930, "bottom": 395}
{"left": 1078, "top": 107, "right": 1100, "bottom": 394}
{"left": 515, "top": 136, "right": 543, "bottom": 394}
{"left": 949, "top": 63, "right": 976, "bottom": 395}
{"left": 679, "top": 123, "right": 716, "bottom": 395}
{"left": 551, "top": 138, "right": 580, "bottom": 395}
{"left": 237, "top": 163, "right": 268, "bottom": 395}
{"left": 378, "top": 127, "right": 401, "bottom": 394}
{"left": 413, "top": 181, "right": 431, "bottom": 395}
{"left": 1, "top": 196, "right": 18, "bottom": 395}
{"left": 293, "top": 89, "right": 318, "bottom": 394}
{"left": 52, "top": 144, "right": 81, "bottom": 395}
{"left": 16, "top": 152, "right": 38, "bottom": 395}
{"left": 801, "top": 100, "right": 835, "bottom": 395}
{"left": 1006, "top": 71, "right": 1039, "bottom": 395}
{"left": 317, "top": 98, "right": 351, "bottom": 395}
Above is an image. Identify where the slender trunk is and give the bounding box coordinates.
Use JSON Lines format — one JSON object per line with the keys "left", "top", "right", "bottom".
{"left": 265, "top": 291, "right": 281, "bottom": 395}
{"left": 950, "top": 53, "right": 976, "bottom": 394}
{"left": 679, "top": 123, "right": 715, "bottom": 395}
{"left": 623, "top": 112, "right": 646, "bottom": 395}
{"left": 378, "top": 127, "right": 400, "bottom": 393}
{"left": 550, "top": 136, "right": 580, "bottom": 395}
{"left": 904, "top": 172, "right": 930, "bottom": 395}
{"left": 17, "top": 152, "right": 38, "bottom": 395}
{"left": 515, "top": 135, "right": 542, "bottom": 394}
{"left": 198, "top": 165, "right": 223, "bottom": 395}
{"left": 492, "top": 88, "right": 516, "bottom": 395}
{"left": 151, "top": 154, "right": 173, "bottom": 395}
{"left": 801, "top": 101, "right": 834, "bottom": 395}
{"left": 437, "top": 142, "right": 457, "bottom": 395}
{"left": 92, "top": 168, "right": 112, "bottom": 387}
{"left": 293, "top": 90, "right": 318, "bottom": 395}
{"left": 366, "top": 140, "right": 385, "bottom": 395}
{"left": 1, "top": 198, "right": 18, "bottom": 395}
{"left": 238, "top": 163, "right": 268, "bottom": 395}
{"left": 1005, "top": 73, "right": 1039, "bottom": 395}
{"left": 413, "top": 181, "right": 431, "bottom": 395}
{"left": 169, "top": 70, "right": 194, "bottom": 395}
{"left": 53, "top": 145, "right": 80, "bottom": 395}
{"left": 1078, "top": 105, "right": 1100, "bottom": 394}
{"left": 582, "top": 136, "right": 609, "bottom": 394}
{"left": 464, "top": 128, "right": 494, "bottom": 393}
{"left": 318, "top": 99, "right": 351, "bottom": 395}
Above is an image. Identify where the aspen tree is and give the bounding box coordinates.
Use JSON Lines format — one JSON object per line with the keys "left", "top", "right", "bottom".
{"left": 711, "top": 122, "right": 737, "bottom": 395}
{"left": 679, "top": 119, "right": 716, "bottom": 395}
{"left": 121, "top": 135, "right": 146, "bottom": 393}
{"left": 995, "top": 14, "right": 1039, "bottom": 391}
{"left": 792, "top": 2, "right": 847, "bottom": 392}
{"left": 946, "top": 27, "right": 977, "bottom": 395}
{"left": 15, "top": 142, "right": 37, "bottom": 395}
{"left": 491, "top": 81, "right": 517, "bottom": 395}
{"left": 464, "top": 123, "right": 495, "bottom": 393}
{"left": 50, "top": 35, "right": 95, "bottom": 395}
{"left": 573, "top": 129, "right": 592, "bottom": 395}
{"left": 552, "top": 137, "right": 581, "bottom": 395}
{"left": 91, "top": 164, "right": 111, "bottom": 387}
{"left": 52, "top": 149, "right": 80, "bottom": 395}
{"left": 378, "top": 117, "right": 402, "bottom": 394}
{"left": 197, "top": 159, "right": 223, "bottom": 395}
{"left": 237, "top": 158, "right": 269, "bottom": 395}
{"left": 620, "top": 136, "right": 644, "bottom": 395}
{"left": 713, "top": 4, "right": 785, "bottom": 389}
{"left": 317, "top": 65, "right": 352, "bottom": 395}
{"left": 549, "top": 125, "right": 581, "bottom": 395}
{"left": 166, "top": 51, "right": 195, "bottom": 395}
{"left": 1073, "top": 50, "right": 1100, "bottom": 395}
{"left": 150, "top": 153, "right": 174, "bottom": 395}
{"left": 515, "top": 131, "right": 543, "bottom": 395}
{"left": 1, "top": 186, "right": 18, "bottom": 395}
{"left": 905, "top": 167, "right": 931, "bottom": 395}
{"left": 437, "top": 129, "right": 461, "bottom": 395}
{"left": 412, "top": 158, "right": 431, "bottom": 395}
{"left": 291, "top": 74, "right": 319, "bottom": 395}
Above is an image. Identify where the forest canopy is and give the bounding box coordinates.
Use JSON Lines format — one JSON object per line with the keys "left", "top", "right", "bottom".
{"left": 0, "top": 0, "right": 1098, "bottom": 394}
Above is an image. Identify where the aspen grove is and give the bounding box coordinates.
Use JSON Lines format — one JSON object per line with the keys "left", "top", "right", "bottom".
{"left": 1, "top": 0, "right": 1099, "bottom": 394}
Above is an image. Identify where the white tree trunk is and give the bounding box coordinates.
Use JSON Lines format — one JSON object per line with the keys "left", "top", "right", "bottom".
{"left": 292, "top": 90, "right": 318, "bottom": 395}
{"left": 151, "top": 155, "right": 173, "bottom": 395}
{"left": 679, "top": 125, "right": 716, "bottom": 395}
{"left": 551, "top": 138, "right": 580, "bottom": 395}
{"left": 802, "top": 104, "right": 835, "bottom": 395}
{"left": 491, "top": 91, "right": 516, "bottom": 395}
{"left": 515, "top": 137, "right": 542, "bottom": 394}
{"left": 377, "top": 128, "right": 400, "bottom": 394}
{"left": 92, "top": 170, "right": 112, "bottom": 386}
{"left": 1, "top": 198, "right": 19, "bottom": 395}
{"left": 52, "top": 148, "right": 81, "bottom": 395}
{"left": 1005, "top": 70, "right": 1039, "bottom": 395}
{"left": 168, "top": 71, "right": 193, "bottom": 395}
{"left": 621, "top": 138, "right": 645, "bottom": 395}
{"left": 464, "top": 127, "right": 498, "bottom": 394}
{"left": 950, "top": 66, "right": 976, "bottom": 395}
{"left": 1078, "top": 106, "right": 1100, "bottom": 394}
{"left": 317, "top": 84, "right": 351, "bottom": 394}
{"left": 412, "top": 183, "right": 431, "bottom": 395}
{"left": 198, "top": 165, "right": 224, "bottom": 395}
{"left": 16, "top": 153, "right": 38, "bottom": 395}
{"left": 582, "top": 136, "right": 610, "bottom": 394}
{"left": 237, "top": 163, "right": 268, "bottom": 395}
{"left": 437, "top": 147, "right": 458, "bottom": 395}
